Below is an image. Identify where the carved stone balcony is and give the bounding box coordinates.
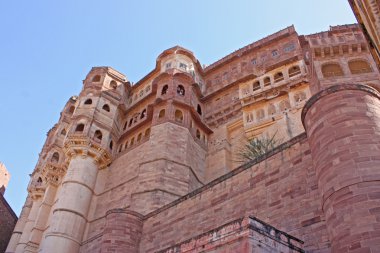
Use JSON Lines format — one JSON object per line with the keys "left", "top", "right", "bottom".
{"left": 64, "top": 134, "right": 112, "bottom": 169}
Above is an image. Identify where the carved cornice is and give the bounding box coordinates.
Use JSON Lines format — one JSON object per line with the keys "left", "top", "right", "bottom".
{"left": 41, "top": 162, "right": 67, "bottom": 186}
{"left": 64, "top": 134, "right": 112, "bottom": 169}
{"left": 27, "top": 176, "right": 46, "bottom": 196}
{"left": 28, "top": 187, "right": 45, "bottom": 200}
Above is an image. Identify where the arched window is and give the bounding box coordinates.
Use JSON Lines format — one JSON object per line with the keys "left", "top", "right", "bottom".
{"left": 141, "top": 109, "right": 146, "bottom": 119}
{"left": 137, "top": 133, "right": 142, "bottom": 142}
{"left": 175, "top": 110, "right": 183, "bottom": 123}
{"left": 268, "top": 104, "right": 276, "bottom": 115}
{"left": 196, "top": 129, "right": 201, "bottom": 139}
{"left": 75, "top": 123, "right": 85, "bottom": 132}
{"left": 288, "top": 65, "right": 301, "bottom": 77}
{"left": 159, "top": 109, "right": 165, "bottom": 118}
{"left": 256, "top": 109, "right": 265, "bottom": 120}
{"left": 51, "top": 152, "right": 60, "bottom": 163}
{"left": 279, "top": 99, "right": 291, "bottom": 111}
{"left": 145, "top": 128, "right": 151, "bottom": 137}
{"left": 252, "top": 81, "right": 260, "bottom": 91}
{"left": 110, "top": 80, "right": 117, "bottom": 89}
{"left": 128, "top": 118, "right": 133, "bottom": 127}
{"left": 123, "top": 121, "right": 128, "bottom": 130}
{"left": 94, "top": 130, "right": 103, "bottom": 142}
{"left": 263, "top": 77, "right": 271, "bottom": 86}
{"left": 177, "top": 85, "right": 185, "bottom": 96}
{"left": 109, "top": 140, "right": 113, "bottom": 150}
{"left": 197, "top": 105, "right": 202, "bottom": 116}
{"left": 61, "top": 129, "right": 67, "bottom": 135}
{"left": 161, "top": 85, "right": 168, "bottom": 95}
{"left": 84, "top": 99, "right": 92, "bottom": 105}
{"left": 130, "top": 137, "right": 135, "bottom": 146}
{"left": 102, "top": 104, "right": 110, "bottom": 112}
{"left": 274, "top": 72, "right": 284, "bottom": 82}
{"left": 118, "top": 145, "right": 123, "bottom": 153}
{"left": 37, "top": 177, "right": 43, "bottom": 185}
{"left": 124, "top": 141, "right": 128, "bottom": 149}
{"left": 348, "top": 59, "right": 372, "bottom": 74}
{"left": 92, "top": 75, "right": 101, "bottom": 82}
{"left": 322, "top": 63, "right": 344, "bottom": 78}
{"left": 68, "top": 106, "right": 75, "bottom": 114}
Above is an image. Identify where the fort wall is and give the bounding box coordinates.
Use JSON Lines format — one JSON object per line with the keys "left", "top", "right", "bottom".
{"left": 7, "top": 23, "right": 380, "bottom": 253}
{"left": 138, "top": 134, "right": 329, "bottom": 253}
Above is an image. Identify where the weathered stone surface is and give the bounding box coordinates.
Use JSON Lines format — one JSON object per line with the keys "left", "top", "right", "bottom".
{"left": 7, "top": 23, "right": 380, "bottom": 253}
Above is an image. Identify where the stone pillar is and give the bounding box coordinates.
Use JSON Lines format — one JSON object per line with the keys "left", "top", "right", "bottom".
{"left": 15, "top": 195, "right": 43, "bottom": 253}
{"left": 302, "top": 83, "right": 380, "bottom": 252}
{"left": 41, "top": 156, "right": 98, "bottom": 253}
{"left": 39, "top": 136, "right": 111, "bottom": 253}
{"left": 25, "top": 183, "right": 58, "bottom": 252}
{"left": 100, "top": 209, "right": 143, "bottom": 253}
{"left": 6, "top": 197, "right": 33, "bottom": 253}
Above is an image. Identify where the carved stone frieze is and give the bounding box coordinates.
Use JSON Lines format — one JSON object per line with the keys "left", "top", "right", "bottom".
{"left": 64, "top": 134, "right": 112, "bottom": 169}
{"left": 41, "top": 163, "right": 67, "bottom": 186}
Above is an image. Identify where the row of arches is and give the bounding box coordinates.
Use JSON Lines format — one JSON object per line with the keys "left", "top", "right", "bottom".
{"left": 245, "top": 92, "right": 307, "bottom": 124}
{"left": 156, "top": 108, "right": 206, "bottom": 143}
{"left": 157, "top": 106, "right": 202, "bottom": 122}
{"left": 321, "top": 59, "right": 373, "bottom": 78}
{"left": 124, "top": 108, "right": 147, "bottom": 130}
{"left": 91, "top": 75, "right": 118, "bottom": 90}
{"left": 242, "top": 65, "right": 302, "bottom": 96}
{"left": 208, "top": 44, "right": 296, "bottom": 88}
{"left": 129, "top": 85, "right": 152, "bottom": 105}
{"left": 73, "top": 123, "right": 114, "bottom": 150}
{"left": 157, "top": 109, "right": 184, "bottom": 123}
{"left": 118, "top": 128, "right": 151, "bottom": 153}
{"left": 161, "top": 84, "right": 186, "bottom": 96}
{"left": 124, "top": 104, "right": 201, "bottom": 134}
{"left": 263, "top": 65, "right": 301, "bottom": 85}
{"left": 83, "top": 99, "right": 111, "bottom": 112}
{"left": 74, "top": 123, "right": 103, "bottom": 142}
{"left": 189, "top": 120, "right": 207, "bottom": 143}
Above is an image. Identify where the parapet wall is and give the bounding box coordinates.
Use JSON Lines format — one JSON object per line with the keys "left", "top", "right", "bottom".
{"left": 138, "top": 133, "right": 329, "bottom": 253}
{"left": 158, "top": 216, "right": 304, "bottom": 253}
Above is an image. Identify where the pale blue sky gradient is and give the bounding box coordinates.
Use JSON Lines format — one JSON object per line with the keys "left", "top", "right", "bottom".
{"left": 0, "top": 1, "right": 356, "bottom": 215}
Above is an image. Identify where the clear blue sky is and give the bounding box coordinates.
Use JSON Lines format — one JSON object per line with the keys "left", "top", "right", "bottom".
{"left": 0, "top": 1, "right": 356, "bottom": 215}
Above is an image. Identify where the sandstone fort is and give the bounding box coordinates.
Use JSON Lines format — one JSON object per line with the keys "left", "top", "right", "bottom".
{"left": 5, "top": 1, "right": 380, "bottom": 252}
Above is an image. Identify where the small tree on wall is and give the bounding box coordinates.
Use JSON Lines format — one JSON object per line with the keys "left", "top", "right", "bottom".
{"left": 236, "top": 133, "right": 280, "bottom": 163}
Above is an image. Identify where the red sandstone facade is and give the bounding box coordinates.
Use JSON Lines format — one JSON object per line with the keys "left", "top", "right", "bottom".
{"left": 6, "top": 24, "right": 380, "bottom": 253}
{"left": 1, "top": 163, "right": 18, "bottom": 253}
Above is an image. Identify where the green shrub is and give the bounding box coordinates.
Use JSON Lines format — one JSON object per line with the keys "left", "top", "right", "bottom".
{"left": 236, "top": 133, "right": 279, "bottom": 163}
